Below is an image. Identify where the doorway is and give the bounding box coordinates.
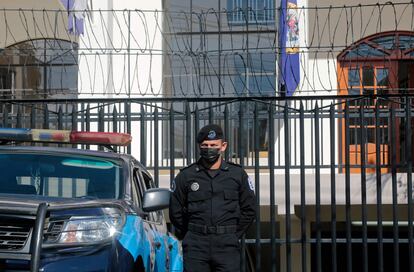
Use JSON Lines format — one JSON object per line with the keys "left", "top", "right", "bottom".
{"left": 337, "top": 31, "right": 414, "bottom": 173}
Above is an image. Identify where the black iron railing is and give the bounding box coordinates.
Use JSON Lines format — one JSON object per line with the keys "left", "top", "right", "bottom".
{"left": 1, "top": 94, "right": 414, "bottom": 271}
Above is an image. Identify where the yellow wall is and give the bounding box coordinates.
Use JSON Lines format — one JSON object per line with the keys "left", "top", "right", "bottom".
{"left": 0, "top": 0, "right": 76, "bottom": 48}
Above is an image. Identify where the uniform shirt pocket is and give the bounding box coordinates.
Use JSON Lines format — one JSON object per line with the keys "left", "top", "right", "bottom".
{"left": 223, "top": 190, "right": 239, "bottom": 200}
{"left": 223, "top": 190, "right": 239, "bottom": 212}
{"left": 187, "top": 191, "right": 211, "bottom": 212}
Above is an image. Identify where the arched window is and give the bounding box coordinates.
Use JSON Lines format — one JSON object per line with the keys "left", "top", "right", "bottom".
{"left": 0, "top": 39, "right": 78, "bottom": 100}
{"left": 337, "top": 31, "right": 414, "bottom": 173}
{"left": 338, "top": 31, "right": 414, "bottom": 96}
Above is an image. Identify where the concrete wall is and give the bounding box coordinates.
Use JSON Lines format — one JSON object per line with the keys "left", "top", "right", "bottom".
{"left": 77, "top": 0, "right": 163, "bottom": 98}
{"left": 76, "top": 0, "right": 163, "bottom": 161}
{"left": 0, "top": 0, "right": 74, "bottom": 48}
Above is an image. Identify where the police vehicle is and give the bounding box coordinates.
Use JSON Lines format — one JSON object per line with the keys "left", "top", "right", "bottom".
{"left": 0, "top": 128, "right": 183, "bottom": 271}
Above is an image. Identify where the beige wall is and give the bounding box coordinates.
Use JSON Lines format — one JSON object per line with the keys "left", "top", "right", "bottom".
{"left": 297, "top": 0, "right": 414, "bottom": 96}
{"left": 307, "top": 0, "right": 414, "bottom": 59}
{"left": 0, "top": 0, "right": 76, "bottom": 48}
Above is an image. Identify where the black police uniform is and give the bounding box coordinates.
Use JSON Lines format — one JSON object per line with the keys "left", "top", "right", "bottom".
{"left": 169, "top": 159, "right": 256, "bottom": 272}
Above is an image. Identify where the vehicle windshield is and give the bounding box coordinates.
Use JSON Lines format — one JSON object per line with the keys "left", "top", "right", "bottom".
{"left": 0, "top": 152, "right": 124, "bottom": 199}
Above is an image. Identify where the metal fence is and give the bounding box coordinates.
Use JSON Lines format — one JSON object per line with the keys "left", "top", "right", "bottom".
{"left": 2, "top": 94, "right": 414, "bottom": 272}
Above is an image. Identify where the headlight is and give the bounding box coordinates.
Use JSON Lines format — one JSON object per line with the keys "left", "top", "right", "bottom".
{"left": 45, "top": 210, "right": 124, "bottom": 245}
{"left": 58, "top": 216, "right": 121, "bottom": 243}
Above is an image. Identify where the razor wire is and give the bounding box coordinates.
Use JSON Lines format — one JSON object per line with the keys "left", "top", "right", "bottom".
{"left": 0, "top": 2, "right": 413, "bottom": 98}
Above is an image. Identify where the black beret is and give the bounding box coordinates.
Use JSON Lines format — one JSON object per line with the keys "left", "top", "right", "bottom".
{"left": 197, "top": 124, "right": 224, "bottom": 143}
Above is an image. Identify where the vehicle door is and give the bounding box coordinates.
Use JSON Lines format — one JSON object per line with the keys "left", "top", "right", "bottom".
{"left": 135, "top": 168, "right": 169, "bottom": 272}
{"left": 128, "top": 167, "right": 156, "bottom": 271}
{"left": 140, "top": 170, "right": 183, "bottom": 272}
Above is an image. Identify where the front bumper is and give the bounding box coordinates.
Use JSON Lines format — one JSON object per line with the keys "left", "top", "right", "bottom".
{"left": 1, "top": 241, "right": 136, "bottom": 272}
{"left": 0, "top": 201, "right": 135, "bottom": 272}
{"left": 40, "top": 247, "right": 112, "bottom": 271}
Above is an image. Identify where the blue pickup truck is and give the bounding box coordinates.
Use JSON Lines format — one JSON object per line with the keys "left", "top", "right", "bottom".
{"left": 0, "top": 128, "right": 183, "bottom": 271}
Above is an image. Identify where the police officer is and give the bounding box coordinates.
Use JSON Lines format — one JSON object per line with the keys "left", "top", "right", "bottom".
{"left": 169, "top": 124, "right": 256, "bottom": 272}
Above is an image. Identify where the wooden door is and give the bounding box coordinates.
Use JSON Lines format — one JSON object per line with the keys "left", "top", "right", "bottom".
{"left": 338, "top": 62, "right": 397, "bottom": 173}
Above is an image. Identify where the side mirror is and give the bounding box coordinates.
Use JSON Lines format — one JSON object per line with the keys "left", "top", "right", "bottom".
{"left": 142, "top": 188, "right": 171, "bottom": 212}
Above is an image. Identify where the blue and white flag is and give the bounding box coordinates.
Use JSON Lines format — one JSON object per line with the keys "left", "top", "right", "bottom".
{"left": 60, "top": 0, "right": 88, "bottom": 35}
{"left": 279, "top": 0, "right": 300, "bottom": 96}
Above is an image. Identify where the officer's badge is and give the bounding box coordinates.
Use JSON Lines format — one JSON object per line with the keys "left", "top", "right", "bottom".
{"left": 248, "top": 176, "right": 255, "bottom": 191}
{"left": 171, "top": 179, "right": 176, "bottom": 192}
{"left": 207, "top": 130, "right": 216, "bottom": 140}
{"left": 190, "top": 182, "right": 200, "bottom": 191}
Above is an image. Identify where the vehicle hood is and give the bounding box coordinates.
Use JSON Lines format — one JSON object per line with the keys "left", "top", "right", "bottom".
{"left": 0, "top": 194, "right": 131, "bottom": 215}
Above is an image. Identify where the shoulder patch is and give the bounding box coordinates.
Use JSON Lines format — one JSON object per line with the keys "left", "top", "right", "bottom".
{"left": 190, "top": 182, "right": 200, "bottom": 191}
{"left": 227, "top": 161, "right": 242, "bottom": 168}
{"left": 170, "top": 179, "right": 176, "bottom": 192}
{"left": 248, "top": 176, "right": 255, "bottom": 191}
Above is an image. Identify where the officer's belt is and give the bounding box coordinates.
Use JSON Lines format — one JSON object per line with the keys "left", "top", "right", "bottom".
{"left": 188, "top": 223, "right": 237, "bottom": 235}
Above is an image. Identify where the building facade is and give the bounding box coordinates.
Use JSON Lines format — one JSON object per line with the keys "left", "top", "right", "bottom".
{"left": 0, "top": 0, "right": 78, "bottom": 102}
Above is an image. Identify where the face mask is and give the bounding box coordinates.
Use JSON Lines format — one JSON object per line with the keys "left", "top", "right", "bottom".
{"left": 199, "top": 147, "right": 221, "bottom": 163}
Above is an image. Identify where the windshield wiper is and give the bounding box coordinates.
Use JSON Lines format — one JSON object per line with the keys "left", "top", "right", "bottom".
{"left": 73, "top": 196, "right": 98, "bottom": 200}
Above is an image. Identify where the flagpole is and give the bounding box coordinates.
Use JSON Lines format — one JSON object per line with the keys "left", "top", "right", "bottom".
{"left": 275, "top": 0, "right": 281, "bottom": 96}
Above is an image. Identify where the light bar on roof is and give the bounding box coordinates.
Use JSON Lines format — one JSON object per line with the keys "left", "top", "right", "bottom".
{"left": 0, "top": 128, "right": 132, "bottom": 146}
{"left": 70, "top": 131, "right": 132, "bottom": 146}
{"left": 0, "top": 128, "right": 31, "bottom": 141}
{"left": 32, "top": 129, "right": 71, "bottom": 142}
